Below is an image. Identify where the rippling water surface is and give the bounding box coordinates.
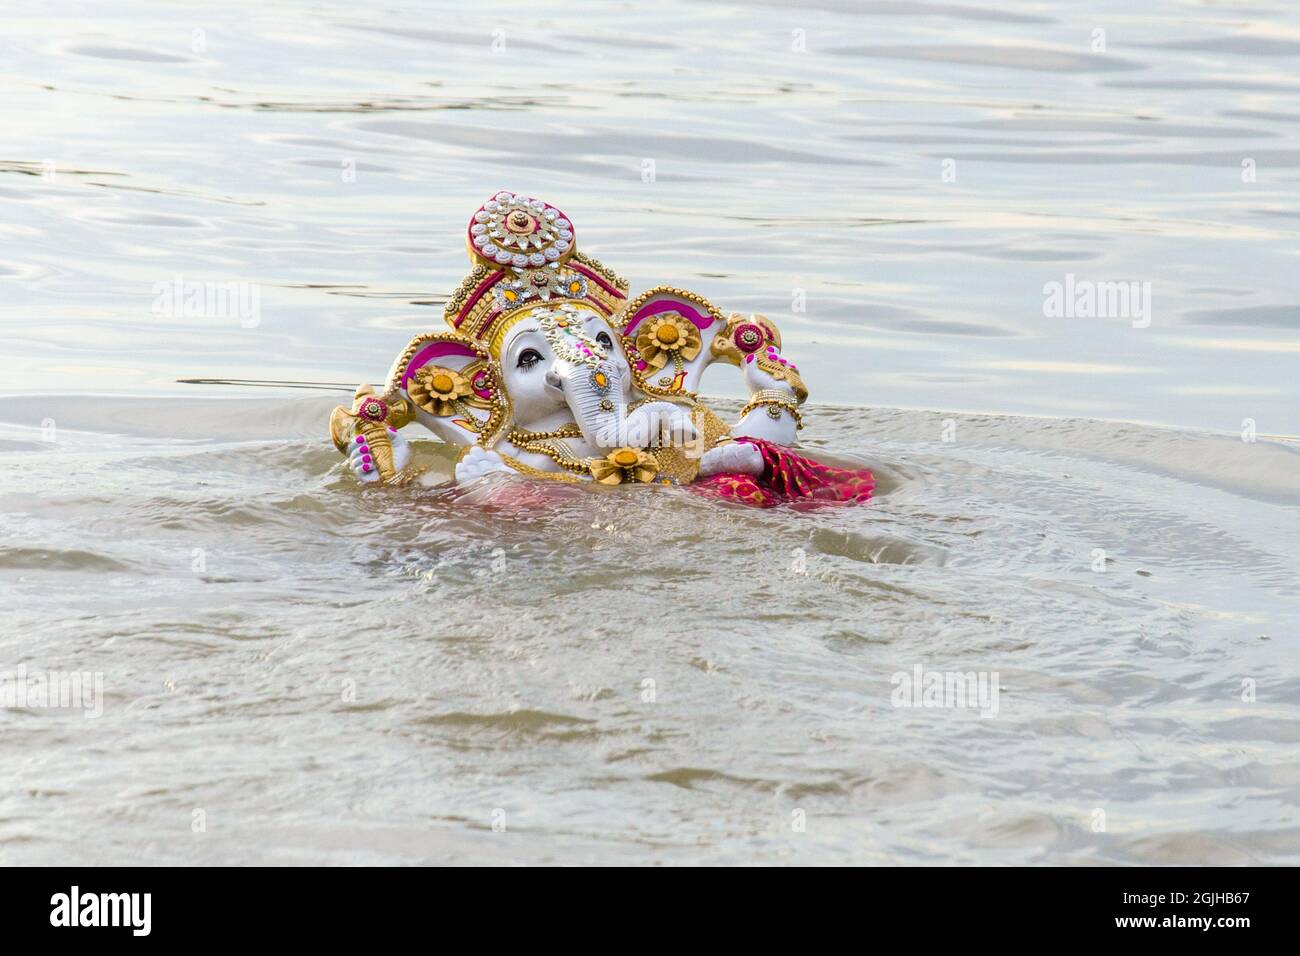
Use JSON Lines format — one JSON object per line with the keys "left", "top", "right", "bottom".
{"left": 2, "top": 0, "right": 1299, "bottom": 865}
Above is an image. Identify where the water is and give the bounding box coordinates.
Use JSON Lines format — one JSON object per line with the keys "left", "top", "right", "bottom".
{"left": 2, "top": 0, "right": 1298, "bottom": 865}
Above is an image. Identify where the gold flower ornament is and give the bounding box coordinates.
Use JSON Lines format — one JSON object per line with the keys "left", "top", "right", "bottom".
{"left": 589, "top": 447, "right": 660, "bottom": 485}
{"left": 635, "top": 313, "right": 701, "bottom": 371}
{"left": 408, "top": 365, "right": 472, "bottom": 416}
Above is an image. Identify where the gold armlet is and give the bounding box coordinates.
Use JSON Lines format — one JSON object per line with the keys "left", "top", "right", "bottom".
{"left": 739, "top": 390, "right": 804, "bottom": 430}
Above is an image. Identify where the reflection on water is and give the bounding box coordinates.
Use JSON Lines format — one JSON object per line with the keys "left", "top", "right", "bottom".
{"left": 2, "top": 0, "right": 1299, "bottom": 864}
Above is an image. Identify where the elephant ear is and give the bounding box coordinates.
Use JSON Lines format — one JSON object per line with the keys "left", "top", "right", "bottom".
{"left": 619, "top": 286, "right": 725, "bottom": 398}
{"left": 385, "top": 331, "right": 511, "bottom": 448}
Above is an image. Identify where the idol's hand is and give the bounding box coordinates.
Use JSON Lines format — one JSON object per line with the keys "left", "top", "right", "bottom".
{"left": 620, "top": 401, "right": 699, "bottom": 449}
{"left": 455, "top": 446, "right": 512, "bottom": 484}
{"left": 700, "top": 440, "right": 763, "bottom": 477}
{"left": 345, "top": 427, "right": 411, "bottom": 484}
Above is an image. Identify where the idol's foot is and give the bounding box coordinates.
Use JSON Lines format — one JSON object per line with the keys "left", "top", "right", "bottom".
{"left": 699, "top": 440, "right": 762, "bottom": 477}
{"left": 455, "top": 446, "right": 513, "bottom": 484}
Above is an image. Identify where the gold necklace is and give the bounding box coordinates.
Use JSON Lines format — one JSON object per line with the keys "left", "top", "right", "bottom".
{"left": 508, "top": 423, "right": 583, "bottom": 443}
{"left": 507, "top": 429, "right": 592, "bottom": 475}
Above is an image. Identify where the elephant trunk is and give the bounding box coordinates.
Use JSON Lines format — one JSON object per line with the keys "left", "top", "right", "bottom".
{"left": 556, "top": 358, "right": 626, "bottom": 450}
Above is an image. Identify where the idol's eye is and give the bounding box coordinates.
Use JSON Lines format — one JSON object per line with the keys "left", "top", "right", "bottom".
{"left": 517, "top": 348, "right": 543, "bottom": 370}
{"left": 595, "top": 331, "right": 613, "bottom": 349}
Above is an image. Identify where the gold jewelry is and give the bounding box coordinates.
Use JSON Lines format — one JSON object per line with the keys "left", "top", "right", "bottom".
{"left": 635, "top": 312, "right": 701, "bottom": 372}
{"left": 640, "top": 402, "right": 732, "bottom": 485}
{"left": 328, "top": 385, "right": 418, "bottom": 483}
{"left": 443, "top": 192, "right": 630, "bottom": 357}
{"left": 710, "top": 312, "right": 783, "bottom": 366}
{"left": 508, "top": 424, "right": 582, "bottom": 443}
{"left": 589, "top": 447, "right": 660, "bottom": 485}
{"left": 506, "top": 430, "right": 592, "bottom": 475}
{"left": 507, "top": 427, "right": 666, "bottom": 484}
{"left": 740, "top": 389, "right": 803, "bottom": 430}
{"left": 619, "top": 286, "right": 723, "bottom": 399}
{"left": 755, "top": 352, "right": 808, "bottom": 403}
{"left": 384, "top": 331, "right": 512, "bottom": 449}
{"left": 496, "top": 453, "right": 584, "bottom": 483}
{"left": 408, "top": 365, "right": 473, "bottom": 417}
{"left": 408, "top": 361, "right": 496, "bottom": 432}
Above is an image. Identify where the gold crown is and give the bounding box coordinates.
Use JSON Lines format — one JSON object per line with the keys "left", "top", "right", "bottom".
{"left": 442, "top": 192, "right": 629, "bottom": 357}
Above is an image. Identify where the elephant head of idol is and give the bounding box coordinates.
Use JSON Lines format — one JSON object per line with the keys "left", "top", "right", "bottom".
{"left": 444, "top": 191, "right": 697, "bottom": 451}
{"left": 505, "top": 300, "right": 628, "bottom": 433}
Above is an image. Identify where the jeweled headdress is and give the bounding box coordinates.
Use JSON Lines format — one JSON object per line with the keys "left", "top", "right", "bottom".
{"left": 442, "top": 191, "right": 629, "bottom": 357}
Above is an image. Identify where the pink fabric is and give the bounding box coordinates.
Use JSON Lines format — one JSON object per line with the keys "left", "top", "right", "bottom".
{"left": 690, "top": 438, "right": 875, "bottom": 508}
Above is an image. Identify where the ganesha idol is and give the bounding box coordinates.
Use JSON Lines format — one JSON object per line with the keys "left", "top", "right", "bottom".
{"left": 329, "top": 192, "right": 875, "bottom": 508}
